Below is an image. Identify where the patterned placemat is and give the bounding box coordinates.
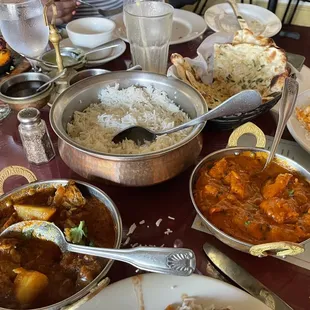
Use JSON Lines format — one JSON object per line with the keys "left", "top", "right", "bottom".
{"left": 192, "top": 136, "right": 310, "bottom": 270}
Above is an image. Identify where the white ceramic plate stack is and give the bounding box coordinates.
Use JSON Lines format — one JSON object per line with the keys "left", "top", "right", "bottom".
{"left": 111, "top": 9, "right": 207, "bottom": 45}
{"left": 287, "top": 89, "right": 310, "bottom": 154}
{"left": 78, "top": 274, "right": 269, "bottom": 309}
{"left": 204, "top": 3, "right": 282, "bottom": 37}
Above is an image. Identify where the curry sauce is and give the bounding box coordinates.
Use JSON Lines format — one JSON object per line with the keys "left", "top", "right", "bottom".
{"left": 194, "top": 152, "right": 310, "bottom": 245}
{"left": 0, "top": 181, "right": 116, "bottom": 309}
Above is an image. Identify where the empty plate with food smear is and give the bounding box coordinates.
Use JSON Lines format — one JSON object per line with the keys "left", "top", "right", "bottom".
{"left": 204, "top": 3, "right": 281, "bottom": 37}
{"left": 287, "top": 89, "right": 310, "bottom": 155}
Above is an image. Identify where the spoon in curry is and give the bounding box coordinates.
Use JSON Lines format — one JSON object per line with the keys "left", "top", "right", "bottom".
{"left": 112, "top": 89, "right": 262, "bottom": 145}
{"left": 1, "top": 221, "right": 196, "bottom": 277}
{"left": 262, "top": 78, "right": 299, "bottom": 171}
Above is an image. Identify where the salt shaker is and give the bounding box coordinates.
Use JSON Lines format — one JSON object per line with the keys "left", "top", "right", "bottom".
{"left": 17, "top": 108, "right": 55, "bottom": 165}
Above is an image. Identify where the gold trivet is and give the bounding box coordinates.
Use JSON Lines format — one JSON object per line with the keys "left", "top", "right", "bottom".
{"left": 0, "top": 165, "right": 37, "bottom": 195}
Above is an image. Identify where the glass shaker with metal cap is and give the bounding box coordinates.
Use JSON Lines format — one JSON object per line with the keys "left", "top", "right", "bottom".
{"left": 17, "top": 107, "right": 55, "bottom": 165}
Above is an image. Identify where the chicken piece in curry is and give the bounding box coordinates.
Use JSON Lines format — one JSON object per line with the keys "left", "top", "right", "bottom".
{"left": 0, "top": 181, "right": 115, "bottom": 309}
{"left": 194, "top": 152, "right": 310, "bottom": 244}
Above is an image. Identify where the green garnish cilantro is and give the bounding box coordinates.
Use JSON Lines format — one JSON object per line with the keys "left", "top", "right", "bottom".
{"left": 69, "top": 221, "right": 88, "bottom": 244}
{"left": 288, "top": 189, "right": 294, "bottom": 197}
{"left": 244, "top": 221, "right": 251, "bottom": 226}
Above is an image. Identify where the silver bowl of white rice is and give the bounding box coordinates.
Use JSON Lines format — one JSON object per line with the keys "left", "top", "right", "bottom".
{"left": 50, "top": 71, "right": 206, "bottom": 186}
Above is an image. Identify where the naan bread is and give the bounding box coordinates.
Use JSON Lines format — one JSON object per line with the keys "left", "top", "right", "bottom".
{"left": 171, "top": 29, "right": 288, "bottom": 109}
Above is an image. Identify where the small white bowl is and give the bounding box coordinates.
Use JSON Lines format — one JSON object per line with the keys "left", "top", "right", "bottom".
{"left": 66, "top": 17, "right": 116, "bottom": 50}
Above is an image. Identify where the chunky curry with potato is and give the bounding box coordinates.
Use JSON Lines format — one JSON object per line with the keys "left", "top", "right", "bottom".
{"left": 194, "top": 152, "right": 310, "bottom": 245}
{"left": 0, "top": 181, "right": 115, "bottom": 309}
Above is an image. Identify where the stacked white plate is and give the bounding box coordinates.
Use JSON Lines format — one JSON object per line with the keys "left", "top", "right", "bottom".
{"left": 111, "top": 9, "right": 207, "bottom": 45}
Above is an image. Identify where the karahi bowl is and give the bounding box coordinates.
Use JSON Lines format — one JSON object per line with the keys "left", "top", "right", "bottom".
{"left": 50, "top": 71, "right": 207, "bottom": 187}
{"left": 0, "top": 166, "right": 122, "bottom": 310}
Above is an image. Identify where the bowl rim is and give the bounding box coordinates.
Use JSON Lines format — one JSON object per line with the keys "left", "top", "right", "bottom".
{"left": 50, "top": 71, "right": 207, "bottom": 160}
{"left": 0, "top": 178, "right": 123, "bottom": 310}
{"left": 66, "top": 17, "right": 116, "bottom": 36}
{"left": 189, "top": 146, "right": 310, "bottom": 249}
{"left": 69, "top": 68, "right": 110, "bottom": 85}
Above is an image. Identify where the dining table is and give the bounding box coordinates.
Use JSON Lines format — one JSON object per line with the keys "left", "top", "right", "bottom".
{"left": 0, "top": 28, "right": 310, "bottom": 310}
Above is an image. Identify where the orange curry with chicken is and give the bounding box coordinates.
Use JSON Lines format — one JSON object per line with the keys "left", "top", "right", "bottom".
{"left": 0, "top": 181, "right": 115, "bottom": 309}
{"left": 194, "top": 152, "right": 310, "bottom": 245}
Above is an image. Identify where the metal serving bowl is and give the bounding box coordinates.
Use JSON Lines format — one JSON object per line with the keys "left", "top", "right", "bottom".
{"left": 0, "top": 72, "right": 53, "bottom": 111}
{"left": 0, "top": 166, "right": 122, "bottom": 310}
{"left": 189, "top": 122, "right": 309, "bottom": 258}
{"left": 50, "top": 71, "right": 206, "bottom": 186}
{"left": 69, "top": 68, "right": 109, "bottom": 85}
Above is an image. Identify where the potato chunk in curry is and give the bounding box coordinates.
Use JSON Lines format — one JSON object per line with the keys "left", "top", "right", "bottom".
{"left": 194, "top": 153, "right": 310, "bottom": 244}
{"left": 14, "top": 268, "right": 49, "bottom": 305}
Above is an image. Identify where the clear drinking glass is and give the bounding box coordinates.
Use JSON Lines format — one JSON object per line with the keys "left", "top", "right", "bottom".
{"left": 0, "top": 0, "right": 49, "bottom": 70}
{"left": 124, "top": 0, "right": 174, "bottom": 74}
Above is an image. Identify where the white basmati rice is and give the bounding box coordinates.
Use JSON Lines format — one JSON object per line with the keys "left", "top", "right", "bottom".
{"left": 156, "top": 218, "right": 163, "bottom": 227}
{"left": 67, "top": 84, "right": 191, "bottom": 155}
{"left": 127, "top": 223, "right": 137, "bottom": 236}
{"left": 164, "top": 228, "right": 173, "bottom": 235}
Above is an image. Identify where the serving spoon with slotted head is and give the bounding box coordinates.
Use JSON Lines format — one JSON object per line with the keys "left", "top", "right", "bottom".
{"left": 112, "top": 89, "right": 262, "bottom": 145}
{"left": 1, "top": 220, "right": 196, "bottom": 276}
{"left": 262, "top": 77, "right": 299, "bottom": 171}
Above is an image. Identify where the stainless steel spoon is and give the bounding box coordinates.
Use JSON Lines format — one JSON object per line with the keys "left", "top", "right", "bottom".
{"left": 227, "top": 0, "right": 249, "bottom": 30}
{"left": 20, "top": 54, "right": 55, "bottom": 67}
{"left": 78, "top": 39, "right": 122, "bottom": 60}
{"left": 1, "top": 220, "right": 196, "bottom": 276}
{"left": 112, "top": 89, "right": 262, "bottom": 145}
{"left": 36, "top": 69, "right": 67, "bottom": 93}
{"left": 262, "top": 78, "right": 299, "bottom": 170}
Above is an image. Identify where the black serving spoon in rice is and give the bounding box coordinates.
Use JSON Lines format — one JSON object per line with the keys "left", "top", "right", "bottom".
{"left": 112, "top": 90, "right": 262, "bottom": 145}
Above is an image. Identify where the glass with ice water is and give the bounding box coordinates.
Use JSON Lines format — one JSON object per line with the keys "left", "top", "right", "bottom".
{"left": 0, "top": 0, "right": 49, "bottom": 67}
{"left": 124, "top": 0, "right": 173, "bottom": 74}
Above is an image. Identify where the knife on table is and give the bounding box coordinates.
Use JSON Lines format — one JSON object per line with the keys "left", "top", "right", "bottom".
{"left": 203, "top": 242, "right": 293, "bottom": 310}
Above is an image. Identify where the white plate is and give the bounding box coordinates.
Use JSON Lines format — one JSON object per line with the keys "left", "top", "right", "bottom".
{"left": 204, "top": 3, "right": 281, "bottom": 37}
{"left": 60, "top": 38, "right": 126, "bottom": 67}
{"left": 287, "top": 89, "right": 310, "bottom": 154}
{"left": 110, "top": 9, "right": 207, "bottom": 45}
{"left": 79, "top": 273, "right": 269, "bottom": 309}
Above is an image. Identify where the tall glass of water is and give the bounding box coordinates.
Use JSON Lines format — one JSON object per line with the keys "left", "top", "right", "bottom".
{"left": 124, "top": 0, "right": 173, "bottom": 74}
{"left": 0, "top": 0, "right": 49, "bottom": 68}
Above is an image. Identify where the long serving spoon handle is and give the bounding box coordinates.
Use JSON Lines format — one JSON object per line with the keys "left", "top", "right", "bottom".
{"left": 157, "top": 90, "right": 262, "bottom": 135}
{"left": 36, "top": 68, "right": 67, "bottom": 93}
{"left": 83, "top": 39, "right": 123, "bottom": 58}
{"left": 67, "top": 244, "right": 196, "bottom": 276}
{"left": 264, "top": 78, "right": 299, "bottom": 169}
{"left": 227, "top": 0, "right": 249, "bottom": 30}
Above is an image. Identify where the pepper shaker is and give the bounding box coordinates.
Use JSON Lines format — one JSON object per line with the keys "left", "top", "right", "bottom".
{"left": 17, "top": 108, "right": 55, "bottom": 165}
